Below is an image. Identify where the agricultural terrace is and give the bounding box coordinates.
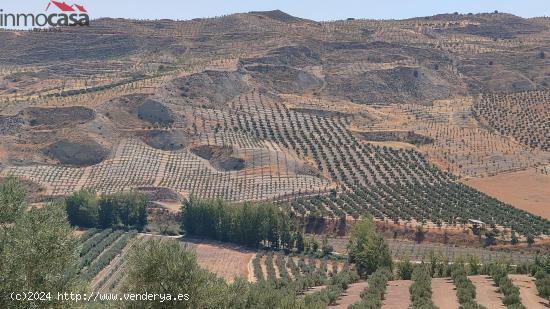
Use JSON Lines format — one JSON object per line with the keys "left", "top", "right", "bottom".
{"left": 474, "top": 91, "right": 550, "bottom": 152}
{"left": 2, "top": 13, "right": 550, "bottom": 242}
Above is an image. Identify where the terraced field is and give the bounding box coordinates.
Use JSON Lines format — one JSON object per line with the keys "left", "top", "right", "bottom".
{"left": 78, "top": 229, "right": 139, "bottom": 292}
{"left": 2, "top": 8, "right": 550, "bottom": 309}
{"left": 2, "top": 12, "right": 550, "bottom": 239}
{"left": 75, "top": 225, "right": 550, "bottom": 309}
{"left": 474, "top": 91, "right": 550, "bottom": 152}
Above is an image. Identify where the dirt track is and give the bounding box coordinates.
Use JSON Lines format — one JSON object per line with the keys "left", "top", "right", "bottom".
{"left": 431, "top": 277, "right": 460, "bottom": 309}
{"left": 509, "top": 274, "right": 550, "bottom": 309}
{"left": 468, "top": 275, "right": 506, "bottom": 309}
{"left": 328, "top": 281, "right": 368, "bottom": 308}
{"left": 381, "top": 280, "right": 412, "bottom": 309}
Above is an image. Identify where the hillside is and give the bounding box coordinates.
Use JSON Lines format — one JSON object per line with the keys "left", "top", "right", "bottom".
{"left": 0, "top": 10, "right": 549, "bottom": 238}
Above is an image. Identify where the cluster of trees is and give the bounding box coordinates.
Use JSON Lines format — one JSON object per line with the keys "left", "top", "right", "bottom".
{"left": 2, "top": 177, "right": 358, "bottom": 309}
{"left": 65, "top": 189, "right": 147, "bottom": 230}
{"left": 181, "top": 197, "right": 305, "bottom": 250}
{"left": 0, "top": 176, "right": 83, "bottom": 308}
{"left": 8, "top": 174, "right": 550, "bottom": 309}
{"left": 347, "top": 219, "right": 393, "bottom": 277}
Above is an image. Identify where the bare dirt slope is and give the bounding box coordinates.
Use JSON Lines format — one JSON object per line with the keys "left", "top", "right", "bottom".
{"left": 465, "top": 169, "right": 550, "bottom": 219}
{"left": 191, "top": 241, "right": 255, "bottom": 283}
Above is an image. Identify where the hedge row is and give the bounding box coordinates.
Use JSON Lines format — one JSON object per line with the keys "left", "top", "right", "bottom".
{"left": 410, "top": 265, "right": 438, "bottom": 309}
{"left": 489, "top": 264, "right": 525, "bottom": 309}
{"left": 303, "top": 269, "right": 359, "bottom": 307}
{"left": 252, "top": 252, "right": 264, "bottom": 282}
{"left": 349, "top": 267, "right": 392, "bottom": 309}
{"left": 79, "top": 228, "right": 98, "bottom": 243}
{"left": 451, "top": 263, "right": 487, "bottom": 309}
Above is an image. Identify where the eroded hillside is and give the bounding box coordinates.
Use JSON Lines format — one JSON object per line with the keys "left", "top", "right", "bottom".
{"left": 1, "top": 10, "right": 549, "bottom": 236}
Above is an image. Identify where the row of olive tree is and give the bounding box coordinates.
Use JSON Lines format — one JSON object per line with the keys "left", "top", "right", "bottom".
{"left": 65, "top": 189, "right": 147, "bottom": 230}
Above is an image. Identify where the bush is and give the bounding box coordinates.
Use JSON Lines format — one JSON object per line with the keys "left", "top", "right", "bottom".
{"left": 322, "top": 236, "right": 334, "bottom": 257}
{"left": 532, "top": 254, "right": 550, "bottom": 300}
{"left": 535, "top": 274, "right": 550, "bottom": 300}
{"left": 468, "top": 254, "right": 481, "bottom": 275}
{"left": 397, "top": 258, "right": 414, "bottom": 280}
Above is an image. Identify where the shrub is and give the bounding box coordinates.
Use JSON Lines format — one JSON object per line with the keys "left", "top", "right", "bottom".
{"left": 397, "top": 258, "right": 414, "bottom": 280}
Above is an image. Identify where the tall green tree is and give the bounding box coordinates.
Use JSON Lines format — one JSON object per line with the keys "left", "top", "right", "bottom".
{"left": 98, "top": 191, "right": 147, "bottom": 230}
{"left": 121, "top": 239, "right": 230, "bottom": 309}
{"left": 347, "top": 219, "right": 393, "bottom": 277}
{"left": 0, "top": 175, "right": 26, "bottom": 226}
{"left": 0, "top": 201, "right": 82, "bottom": 308}
{"left": 65, "top": 189, "right": 99, "bottom": 228}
